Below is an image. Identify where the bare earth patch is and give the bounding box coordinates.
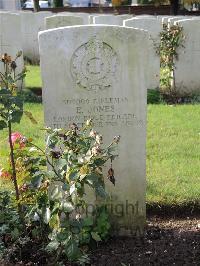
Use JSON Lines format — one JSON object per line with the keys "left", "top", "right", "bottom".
{"left": 90, "top": 216, "right": 200, "bottom": 266}
{"left": 0, "top": 216, "right": 199, "bottom": 265}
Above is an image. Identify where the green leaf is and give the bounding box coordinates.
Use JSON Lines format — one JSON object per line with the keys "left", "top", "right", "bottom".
{"left": 69, "top": 220, "right": 81, "bottom": 234}
{"left": 68, "top": 170, "right": 78, "bottom": 181}
{"left": 51, "top": 202, "right": 60, "bottom": 215}
{"left": 55, "top": 158, "right": 67, "bottom": 170}
{"left": 44, "top": 207, "right": 51, "bottom": 224}
{"left": 49, "top": 213, "right": 60, "bottom": 229}
{"left": 71, "top": 192, "right": 78, "bottom": 205}
{"left": 80, "top": 174, "right": 87, "bottom": 181}
{"left": 46, "top": 134, "right": 59, "bottom": 149}
{"left": 31, "top": 173, "right": 43, "bottom": 188}
{"left": 82, "top": 217, "right": 94, "bottom": 227}
{"left": 50, "top": 186, "right": 63, "bottom": 201}
{"left": 85, "top": 173, "right": 98, "bottom": 186}
{"left": 24, "top": 111, "right": 37, "bottom": 124}
{"left": 91, "top": 232, "right": 101, "bottom": 242}
{"left": 65, "top": 239, "right": 81, "bottom": 261}
{"left": 0, "top": 120, "right": 7, "bottom": 130}
{"left": 95, "top": 186, "right": 108, "bottom": 198}
{"left": 56, "top": 231, "right": 70, "bottom": 242}
{"left": 93, "top": 158, "right": 107, "bottom": 166}
{"left": 70, "top": 184, "right": 76, "bottom": 195}
{"left": 61, "top": 201, "right": 74, "bottom": 213}
{"left": 10, "top": 109, "right": 23, "bottom": 123}
{"left": 46, "top": 240, "right": 60, "bottom": 252}
{"left": 11, "top": 227, "right": 20, "bottom": 240}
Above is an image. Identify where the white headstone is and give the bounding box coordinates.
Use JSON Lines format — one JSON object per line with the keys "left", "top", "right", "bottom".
{"left": 157, "top": 16, "right": 174, "bottom": 24}
{"left": 93, "top": 15, "right": 132, "bottom": 26}
{"left": 20, "top": 11, "right": 52, "bottom": 63}
{"left": 124, "top": 17, "right": 161, "bottom": 39}
{"left": 73, "top": 13, "right": 90, "bottom": 24}
{"left": 191, "top": 16, "right": 200, "bottom": 20}
{"left": 45, "top": 15, "right": 84, "bottom": 30}
{"left": 0, "top": 0, "right": 21, "bottom": 10}
{"left": 124, "top": 18, "right": 161, "bottom": 89}
{"left": 135, "top": 15, "right": 155, "bottom": 18}
{"left": 174, "top": 19, "right": 200, "bottom": 93}
{"left": 39, "top": 25, "right": 149, "bottom": 234}
{"left": 0, "top": 13, "right": 24, "bottom": 84}
{"left": 167, "top": 16, "right": 191, "bottom": 26}
{"left": 56, "top": 12, "right": 89, "bottom": 24}
{"left": 89, "top": 13, "right": 106, "bottom": 24}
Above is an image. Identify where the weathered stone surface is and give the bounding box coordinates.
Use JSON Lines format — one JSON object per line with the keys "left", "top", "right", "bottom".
{"left": 45, "top": 15, "right": 84, "bottom": 30}
{"left": 157, "top": 16, "right": 174, "bottom": 24}
{"left": 174, "top": 19, "right": 200, "bottom": 93}
{"left": 89, "top": 13, "right": 103, "bottom": 24}
{"left": 56, "top": 12, "right": 90, "bottom": 24}
{"left": 93, "top": 15, "right": 132, "bottom": 25}
{"left": 20, "top": 11, "right": 52, "bottom": 63}
{"left": 0, "top": 0, "right": 21, "bottom": 10}
{"left": 124, "top": 18, "right": 161, "bottom": 89}
{"left": 39, "top": 25, "right": 149, "bottom": 234}
{"left": 168, "top": 16, "right": 190, "bottom": 26}
{"left": 0, "top": 13, "right": 24, "bottom": 85}
{"left": 124, "top": 17, "right": 161, "bottom": 40}
{"left": 73, "top": 12, "right": 90, "bottom": 24}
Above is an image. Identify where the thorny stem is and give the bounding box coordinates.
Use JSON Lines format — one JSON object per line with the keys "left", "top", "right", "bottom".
{"left": 8, "top": 120, "right": 21, "bottom": 208}
{"left": 5, "top": 60, "right": 21, "bottom": 214}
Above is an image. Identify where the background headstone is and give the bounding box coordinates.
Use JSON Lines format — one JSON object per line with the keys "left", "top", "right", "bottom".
{"left": 0, "top": 13, "right": 24, "bottom": 86}
{"left": 56, "top": 12, "right": 90, "bottom": 24}
{"left": 0, "top": 0, "right": 21, "bottom": 10}
{"left": 168, "top": 16, "right": 190, "bottom": 26}
{"left": 124, "top": 18, "right": 161, "bottom": 89}
{"left": 21, "top": 11, "right": 52, "bottom": 63}
{"left": 174, "top": 19, "right": 200, "bottom": 93}
{"left": 45, "top": 15, "right": 84, "bottom": 30}
{"left": 93, "top": 15, "right": 132, "bottom": 26}
{"left": 39, "top": 25, "right": 149, "bottom": 234}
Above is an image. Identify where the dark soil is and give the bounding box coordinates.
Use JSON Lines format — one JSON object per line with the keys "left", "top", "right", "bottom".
{"left": 90, "top": 216, "right": 200, "bottom": 266}
{"left": 1, "top": 216, "right": 199, "bottom": 266}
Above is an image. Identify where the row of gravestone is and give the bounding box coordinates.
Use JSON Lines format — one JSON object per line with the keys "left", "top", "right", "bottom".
{"left": 43, "top": 14, "right": 200, "bottom": 93}
{"left": 1, "top": 11, "right": 200, "bottom": 93}
{"left": 38, "top": 16, "right": 200, "bottom": 234}
{"left": 0, "top": 11, "right": 199, "bottom": 234}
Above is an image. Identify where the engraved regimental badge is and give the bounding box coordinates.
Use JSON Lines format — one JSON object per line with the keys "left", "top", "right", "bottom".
{"left": 70, "top": 37, "right": 120, "bottom": 91}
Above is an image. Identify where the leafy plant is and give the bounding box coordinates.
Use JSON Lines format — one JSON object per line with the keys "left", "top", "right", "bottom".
{"left": 0, "top": 52, "right": 37, "bottom": 212}
{"left": 3, "top": 122, "right": 119, "bottom": 263}
{"left": 147, "top": 89, "right": 163, "bottom": 104}
{"left": 0, "top": 191, "right": 24, "bottom": 259}
{"left": 0, "top": 52, "right": 120, "bottom": 265}
{"left": 29, "top": 122, "right": 119, "bottom": 263}
{"left": 155, "top": 23, "right": 185, "bottom": 100}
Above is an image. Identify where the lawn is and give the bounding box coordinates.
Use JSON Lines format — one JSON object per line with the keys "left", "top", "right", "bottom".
{"left": 0, "top": 103, "right": 44, "bottom": 167}
{"left": 25, "top": 65, "right": 42, "bottom": 88}
{"left": 0, "top": 103, "right": 199, "bottom": 207}
{"left": 147, "top": 104, "right": 200, "bottom": 206}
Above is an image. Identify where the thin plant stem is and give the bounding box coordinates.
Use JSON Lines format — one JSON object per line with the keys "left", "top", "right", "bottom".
{"left": 8, "top": 121, "right": 20, "bottom": 203}
{"left": 5, "top": 60, "right": 21, "bottom": 214}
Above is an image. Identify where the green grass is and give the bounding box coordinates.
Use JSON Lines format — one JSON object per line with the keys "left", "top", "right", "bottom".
{"left": 25, "top": 65, "right": 42, "bottom": 88}
{"left": 0, "top": 103, "right": 200, "bottom": 206}
{"left": 0, "top": 103, "right": 44, "bottom": 166}
{"left": 147, "top": 104, "right": 200, "bottom": 206}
